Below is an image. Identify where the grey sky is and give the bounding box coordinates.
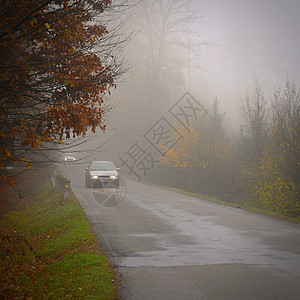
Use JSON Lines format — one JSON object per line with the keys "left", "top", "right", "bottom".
{"left": 197, "top": 0, "right": 300, "bottom": 82}
{"left": 189, "top": 0, "right": 300, "bottom": 127}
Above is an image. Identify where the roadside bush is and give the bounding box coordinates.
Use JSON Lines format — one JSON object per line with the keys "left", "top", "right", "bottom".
{"left": 247, "top": 150, "right": 299, "bottom": 217}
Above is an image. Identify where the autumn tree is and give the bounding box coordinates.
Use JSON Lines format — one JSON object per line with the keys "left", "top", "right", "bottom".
{"left": 239, "top": 79, "right": 299, "bottom": 216}
{"left": 160, "top": 100, "right": 233, "bottom": 195}
{"left": 270, "top": 79, "right": 300, "bottom": 188}
{"left": 0, "top": 0, "right": 129, "bottom": 184}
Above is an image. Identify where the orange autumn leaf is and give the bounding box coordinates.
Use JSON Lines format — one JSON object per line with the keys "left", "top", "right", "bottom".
{"left": 0, "top": 0, "right": 123, "bottom": 186}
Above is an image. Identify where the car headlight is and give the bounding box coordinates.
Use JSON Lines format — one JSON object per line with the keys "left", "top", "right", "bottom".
{"left": 92, "top": 175, "right": 98, "bottom": 179}
{"left": 110, "top": 175, "right": 117, "bottom": 179}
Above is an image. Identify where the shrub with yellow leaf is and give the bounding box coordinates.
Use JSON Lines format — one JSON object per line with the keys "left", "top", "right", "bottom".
{"left": 247, "top": 147, "right": 299, "bottom": 217}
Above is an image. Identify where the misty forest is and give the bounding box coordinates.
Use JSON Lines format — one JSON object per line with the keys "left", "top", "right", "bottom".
{"left": 1, "top": 0, "right": 300, "bottom": 299}
{"left": 0, "top": 0, "right": 299, "bottom": 220}
{"left": 111, "top": 0, "right": 300, "bottom": 218}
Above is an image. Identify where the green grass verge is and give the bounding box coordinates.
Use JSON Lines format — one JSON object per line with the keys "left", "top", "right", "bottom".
{"left": 0, "top": 181, "right": 119, "bottom": 299}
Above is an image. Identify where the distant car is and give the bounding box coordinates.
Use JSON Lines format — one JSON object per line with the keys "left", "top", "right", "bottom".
{"left": 85, "top": 161, "right": 119, "bottom": 188}
{"left": 63, "top": 153, "right": 76, "bottom": 162}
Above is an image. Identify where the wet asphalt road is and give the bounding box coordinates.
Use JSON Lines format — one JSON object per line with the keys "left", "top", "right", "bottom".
{"left": 60, "top": 165, "right": 300, "bottom": 300}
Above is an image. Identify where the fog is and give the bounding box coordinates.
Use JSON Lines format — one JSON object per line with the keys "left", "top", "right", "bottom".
{"left": 2, "top": 2, "right": 299, "bottom": 297}
{"left": 95, "top": 0, "right": 299, "bottom": 161}
{"left": 64, "top": 0, "right": 300, "bottom": 187}
{"left": 194, "top": 0, "right": 300, "bottom": 128}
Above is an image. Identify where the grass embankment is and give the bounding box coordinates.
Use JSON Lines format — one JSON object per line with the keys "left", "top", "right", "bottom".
{"left": 0, "top": 181, "right": 119, "bottom": 299}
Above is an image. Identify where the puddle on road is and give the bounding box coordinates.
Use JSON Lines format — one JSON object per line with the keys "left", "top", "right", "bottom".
{"left": 110, "top": 194, "right": 300, "bottom": 276}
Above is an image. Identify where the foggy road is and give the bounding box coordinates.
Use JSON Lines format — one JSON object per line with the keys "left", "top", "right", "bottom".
{"left": 60, "top": 164, "right": 300, "bottom": 300}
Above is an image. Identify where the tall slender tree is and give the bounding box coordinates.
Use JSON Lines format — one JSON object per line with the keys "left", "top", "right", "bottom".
{"left": 239, "top": 83, "right": 269, "bottom": 159}
{"left": 126, "top": 0, "right": 202, "bottom": 126}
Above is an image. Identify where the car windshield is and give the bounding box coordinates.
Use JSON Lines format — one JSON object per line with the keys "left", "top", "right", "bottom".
{"left": 89, "top": 162, "right": 116, "bottom": 171}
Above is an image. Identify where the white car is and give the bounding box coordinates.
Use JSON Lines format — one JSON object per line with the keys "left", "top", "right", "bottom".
{"left": 63, "top": 153, "right": 76, "bottom": 162}
{"left": 85, "top": 161, "right": 119, "bottom": 188}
